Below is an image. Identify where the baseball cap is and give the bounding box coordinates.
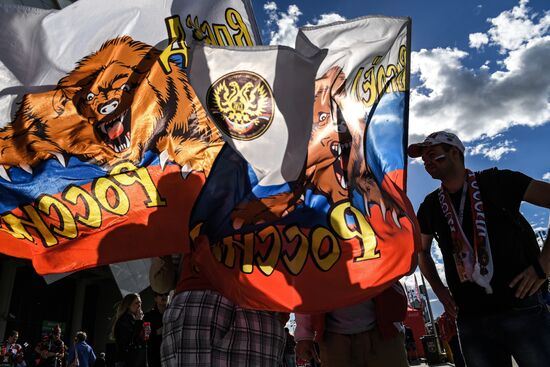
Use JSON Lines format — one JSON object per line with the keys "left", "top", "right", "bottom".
{"left": 407, "top": 131, "right": 465, "bottom": 158}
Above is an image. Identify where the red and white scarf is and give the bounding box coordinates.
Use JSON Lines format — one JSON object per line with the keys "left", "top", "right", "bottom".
{"left": 438, "top": 169, "right": 493, "bottom": 294}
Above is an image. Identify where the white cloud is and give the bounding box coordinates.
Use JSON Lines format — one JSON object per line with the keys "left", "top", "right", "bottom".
{"left": 486, "top": 0, "right": 550, "bottom": 52}
{"left": 474, "top": 5, "right": 483, "bottom": 17}
{"left": 264, "top": 2, "right": 550, "bottom": 147}
{"left": 468, "top": 139, "right": 517, "bottom": 160}
{"left": 469, "top": 32, "right": 489, "bottom": 49}
{"left": 479, "top": 60, "right": 491, "bottom": 71}
{"left": 264, "top": 3, "right": 345, "bottom": 46}
{"left": 264, "top": 1, "right": 277, "bottom": 12}
{"left": 410, "top": 1, "right": 550, "bottom": 143}
{"left": 263, "top": 2, "right": 278, "bottom": 26}
{"left": 264, "top": 4, "right": 302, "bottom": 46}
{"left": 543, "top": 172, "right": 550, "bottom": 181}
{"left": 306, "top": 13, "right": 346, "bottom": 27}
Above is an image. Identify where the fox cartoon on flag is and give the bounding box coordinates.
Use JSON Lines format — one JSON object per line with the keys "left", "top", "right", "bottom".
{"left": 0, "top": 0, "right": 419, "bottom": 312}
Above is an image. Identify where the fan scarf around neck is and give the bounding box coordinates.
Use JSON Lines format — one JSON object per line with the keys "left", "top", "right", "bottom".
{"left": 438, "top": 169, "right": 493, "bottom": 294}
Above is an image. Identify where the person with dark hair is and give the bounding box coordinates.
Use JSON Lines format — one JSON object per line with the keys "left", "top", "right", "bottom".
{"left": 35, "top": 325, "right": 65, "bottom": 367}
{"left": 143, "top": 291, "right": 168, "bottom": 367}
{"left": 410, "top": 131, "right": 550, "bottom": 367}
{"left": 112, "top": 293, "right": 146, "bottom": 367}
{"left": 67, "top": 331, "right": 96, "bottom": 367}
{"left": 0, "top": 330, "right": 25, "bottom": 367}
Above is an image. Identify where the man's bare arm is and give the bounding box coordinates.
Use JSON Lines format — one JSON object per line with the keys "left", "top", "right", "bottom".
{"left": 418, "top": 233, "right": 457, "bottom": 318}
{"left": 510, "top": 180, "right": 550, "bottom": 297}
{"left": 523, "top": 180, "right": 550, "bottom": 209}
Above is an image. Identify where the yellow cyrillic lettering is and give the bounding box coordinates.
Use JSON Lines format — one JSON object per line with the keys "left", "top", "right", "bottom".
{"left": 256, "top": 226, "right": 281, "bottom": 276}
{"left": 62, "top": 185, "right": 102, "bottom": 228}
{"left": 110, "top": 162, "right": 167, "bottom": 207}
{"left": 282, "top": 225, "right": 309, "bottom": 275}
{"left": 160, "top": 16, "right": 189, "bottom": 73}
{"left": 226, "top": 8, "right": 253, "bottom": 46}
{"left": 330, "top": 202, "right": 379, "bottom": 262}
{"left": 2, "top": 206, "right": 57, "bottom": 247}
{"left": 37, "top": 195, "right": 77, "bottom": 239}
{"left": 93, "top": 178, "right": 130, "bottom": 216}
{"left": 310, "top": 227, "right": 340, "bottom": 271}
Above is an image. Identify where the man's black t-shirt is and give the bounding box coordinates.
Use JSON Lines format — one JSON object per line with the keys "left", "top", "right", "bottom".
{"left": 417, "top": 168, "right": 537, "bottom": 317}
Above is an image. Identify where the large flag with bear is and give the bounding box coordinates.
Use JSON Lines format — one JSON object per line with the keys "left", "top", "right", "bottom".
{"left": 0, "top": 1, "right": 418, "bottom": 312}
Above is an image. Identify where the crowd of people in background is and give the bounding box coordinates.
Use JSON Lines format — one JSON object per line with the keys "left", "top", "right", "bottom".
{"left": 0, "top": 327, "right": 100, "bottom": 367}
{"left": 1, "top": 291, "right": 165, "bottom": 367}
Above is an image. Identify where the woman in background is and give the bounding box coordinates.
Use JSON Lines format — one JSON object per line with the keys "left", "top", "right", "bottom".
{"left": 112, "top": 293, "right": 146, "bottom": 367}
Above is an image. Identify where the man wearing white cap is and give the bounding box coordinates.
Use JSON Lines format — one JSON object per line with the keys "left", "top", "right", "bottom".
{"left": 409, "top": 131, "right": 550, "bottom": 367}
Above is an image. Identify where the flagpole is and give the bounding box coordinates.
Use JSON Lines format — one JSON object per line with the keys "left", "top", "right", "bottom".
{"left": 420, "top": 272, "right": 444, "bottom": 359}
{"left": 403, "top": 280, "right": 411, "bottom": 307}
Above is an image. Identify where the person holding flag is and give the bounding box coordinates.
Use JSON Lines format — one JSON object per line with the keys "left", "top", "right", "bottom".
{"left": 294, "top": 283, "right": 409, "bottom": 367}
{"left": 410, "top": 131, "right": 550, "bottom": 367}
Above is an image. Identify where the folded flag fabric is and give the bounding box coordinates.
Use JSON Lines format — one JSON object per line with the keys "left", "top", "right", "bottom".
{"left": 0, "top": 2, "right": 419, "bottom": 312}
{"left": 185, "top": 16, "right": 419, "bottom": 312}
{"left": 0, "top": 0, "right": 260, "bottom": 272}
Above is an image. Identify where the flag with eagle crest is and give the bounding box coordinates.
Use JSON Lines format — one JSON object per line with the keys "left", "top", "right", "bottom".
{"left": 0, "top": 1, "right": 418, "bottom": 312}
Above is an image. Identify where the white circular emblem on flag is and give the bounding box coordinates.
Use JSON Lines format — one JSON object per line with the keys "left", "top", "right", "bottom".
{"left": 206, "top": 71, "right": 274, "bottom": 141}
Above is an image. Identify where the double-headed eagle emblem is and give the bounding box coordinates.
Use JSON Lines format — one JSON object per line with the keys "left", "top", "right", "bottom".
{"left": 207, "top": 72, "right": 274, "bottom": 141}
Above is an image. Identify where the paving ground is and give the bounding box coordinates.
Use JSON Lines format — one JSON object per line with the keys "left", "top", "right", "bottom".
{"left": 412, "top": 361, "right": 453, "bottom": 367}
{"left": 414, "top": 359, "right": 519, "bottom": 367}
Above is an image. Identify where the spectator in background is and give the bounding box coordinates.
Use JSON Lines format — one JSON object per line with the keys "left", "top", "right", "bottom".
{"left": 283, "top": 328, "right": 296, "bottom": 367}
{"left": 67, "top": 331, "right": 96, "bottom": 367}
{"left": 94, "top": 352, "right": 106, "bottom": 367}
{"left": 143, "top": 291, "right": 169, "bottom": 367}
{"left": 295, "top": 282, "right": 409, "bottom": 367}
{"left": 0, "top": 330, "right": 25, "bottom": 367}
{"left": 112, "top": 293, "right": 146, "bottom": 367}
{"left": 35, "top": 325, "right": 65, "bottom": 367}
{"left": 404, "top": 326, "right": 418, "bottom": 364}
{"left": 437, "top": 312, "right": 464, "bottom": 367}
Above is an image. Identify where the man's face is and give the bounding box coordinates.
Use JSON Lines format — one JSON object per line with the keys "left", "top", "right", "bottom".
{"left": 52, "top": 331, "right": 61, "bottom": 341}
{"left": 421, "top": 144, "right": 453, "bottom": 179}
{"left": 155, "top": 294, "right": 168, "bottom": 309}
{"left": 8, "top": 333, "right": 18, "bottom": 344}
{"left": 130, "top": 297, "right": 142, "bottom": 315}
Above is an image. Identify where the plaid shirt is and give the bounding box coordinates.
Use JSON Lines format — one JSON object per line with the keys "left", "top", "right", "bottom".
{"left": 161, "top": 290, "right": 285, "bottom": 367}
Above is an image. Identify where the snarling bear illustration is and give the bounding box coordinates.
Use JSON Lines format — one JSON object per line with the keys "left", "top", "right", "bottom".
{"left": 230, "top": 66, "right": 405, "bottom": 228}
{"left": 0, "top": 36, "right": 222, "bottom": 180}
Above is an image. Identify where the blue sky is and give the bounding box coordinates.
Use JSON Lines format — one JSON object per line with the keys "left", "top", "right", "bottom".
{"left": 250, "top": 0, "right": 550, "bottom": 316}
